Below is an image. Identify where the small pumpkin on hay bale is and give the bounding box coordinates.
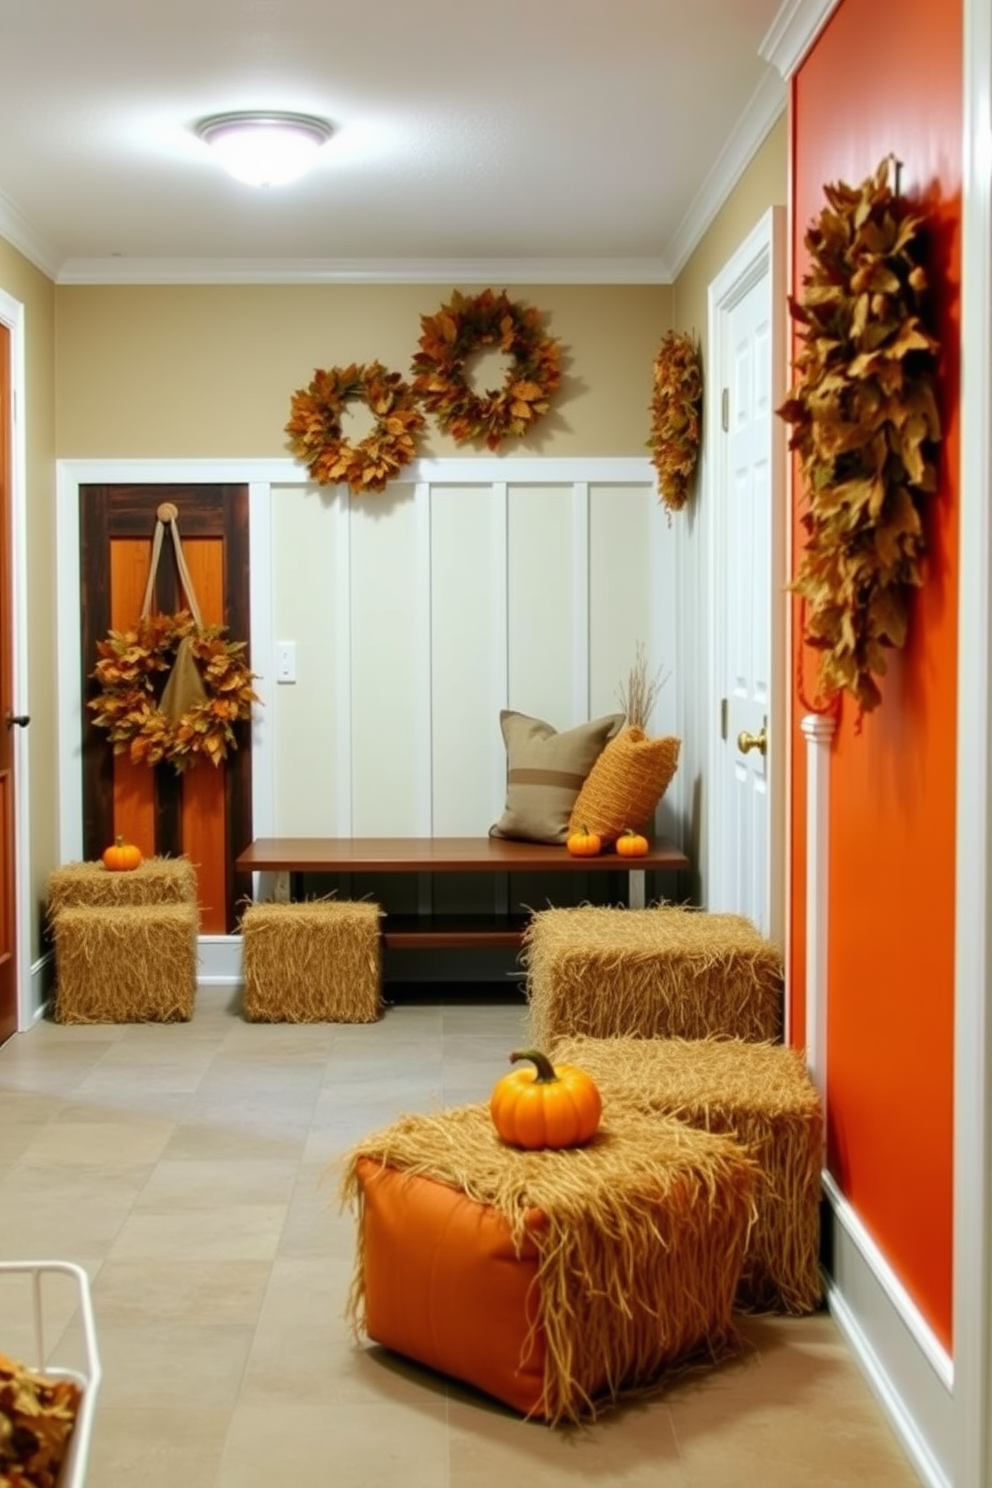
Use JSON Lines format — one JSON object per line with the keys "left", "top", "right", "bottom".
{"left": 47, "top": 855, "right": 197, "bottom": 919}
{"left": 551, "top": 1035, "right": 824, "bottom": 1315}
{"left": 240, "top": 900, "right": 383, "bottom": 1023}
{"left": 340, "top": 1101, "right": 758, "bottom": 1424}
{"left": 523, "top": 904, "right": 783, "bottom": 1049}
{"left": 52, "top": 903, "right": 199, "bottom": 1024}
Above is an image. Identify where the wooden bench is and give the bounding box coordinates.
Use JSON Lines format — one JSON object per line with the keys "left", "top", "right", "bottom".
{"left": 235, "top": 836, "right": 689, "bottom": 952}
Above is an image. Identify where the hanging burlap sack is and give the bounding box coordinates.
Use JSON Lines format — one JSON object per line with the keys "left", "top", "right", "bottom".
{"left": 567, "top": 725, "right": 680, "bottom": 842}
{"left": 159, "top": 633, "right": 207, "bottom": 722}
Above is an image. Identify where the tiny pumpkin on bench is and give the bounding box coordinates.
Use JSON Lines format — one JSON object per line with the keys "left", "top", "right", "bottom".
{"left": 490, "top": 1048, "right": 603, "bottom": 1149}
{"left": 566, "top": 825, "right": 602, "bottom": 858}
{"left": 616, "top": 828, "right": 649, "bottom": 858}
{"left": 102, "top": 835, "right": 143, "bottom": 872}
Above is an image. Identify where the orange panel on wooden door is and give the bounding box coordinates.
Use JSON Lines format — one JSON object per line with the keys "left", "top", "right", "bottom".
{"left": 109, "top": 538, "right": 157, "bottom": 858}
{"left": 180, "top": 537, "right": 228, "bottom": 933}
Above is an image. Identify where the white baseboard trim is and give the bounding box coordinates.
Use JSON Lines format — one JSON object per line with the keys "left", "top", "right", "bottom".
{"left": 196, "top": 934, "right": 244, "bottom": 987}
{"left": 823, "top": 1172, "right": 953, "bottom": 1488}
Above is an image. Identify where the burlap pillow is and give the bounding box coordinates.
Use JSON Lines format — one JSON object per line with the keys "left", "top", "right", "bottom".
{"left": 491, "top": 710, "right": 625, "bottom": 845}
{"left": 568, "top": 726, "right": 680, "bottom": 843}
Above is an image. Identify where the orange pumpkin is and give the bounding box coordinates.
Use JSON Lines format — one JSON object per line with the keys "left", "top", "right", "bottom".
{"left": 566, "top": 825, "right": 602, "bottom": 858}
{"left": 490, "top": 1049, "right": 603, "bottom": 1149}
{"left": 102, "top": 836, "right": 143, "bottom": 872}
{"left": 616, "top": 828, "right": 649, "bottom": 858}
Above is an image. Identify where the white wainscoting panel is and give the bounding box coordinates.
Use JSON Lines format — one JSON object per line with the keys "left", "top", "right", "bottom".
{"left": 271, "top": 483, "right": 342, "bottom": 835}
{"left": 507, "top": 483, "right": 580, "bottom": 726}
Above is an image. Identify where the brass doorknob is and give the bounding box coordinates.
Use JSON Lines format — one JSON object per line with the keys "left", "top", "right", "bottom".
{"left": 737, "top": 725, "right": 767, "bottom": 757}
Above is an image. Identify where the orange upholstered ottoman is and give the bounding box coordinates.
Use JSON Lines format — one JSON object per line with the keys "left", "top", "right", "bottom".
{"left": 343, "top": 1103, "right": 758, "bottom": 1424}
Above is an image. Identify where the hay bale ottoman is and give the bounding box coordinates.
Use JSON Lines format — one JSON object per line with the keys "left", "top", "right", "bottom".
{"left": 523, "top": 905, "right": 783, "bottom": 1048}
{"left": 47, "top": 855, "right": 198, "bottom": 916}
{"left": 241, "top": 900, "right": 383, "bottom": 1023}
{"left": 553, "top": 1035, "right": 824, "bottom": 1315}
{"left": 341, "top": 1102, "right": 758, "bottom": 1423}
{"left": 52, "top": 903, "right": 199, "bottom": 1023}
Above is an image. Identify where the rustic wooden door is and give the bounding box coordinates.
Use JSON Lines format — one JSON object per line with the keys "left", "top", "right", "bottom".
{"left": 79, "top": 484, "right": 254, "bottom": 932}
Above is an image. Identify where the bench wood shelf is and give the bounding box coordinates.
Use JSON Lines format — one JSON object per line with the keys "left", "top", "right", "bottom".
{"left": 235, "top": 835, "right": 690, "bottom": 958}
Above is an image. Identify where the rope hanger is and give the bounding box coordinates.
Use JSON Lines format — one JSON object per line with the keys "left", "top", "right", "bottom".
{"left": 140, "top": 502, "right": 204, "bottom": 631}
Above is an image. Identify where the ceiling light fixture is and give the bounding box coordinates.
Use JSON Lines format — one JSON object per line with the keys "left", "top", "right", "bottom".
{"left": 195, "top": 111, "right": 334, "bottom": 187}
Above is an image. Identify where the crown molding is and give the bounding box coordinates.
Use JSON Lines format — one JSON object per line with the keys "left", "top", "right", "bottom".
{"left": 760, "top": 0, "right": 842, "bottom": 79}
{"left": 54, "top": 254, "right": 674, "bottom": 287}
{"left": 664, "top": 67, "right": 786, "bottom": 281}
{"left": 0, "top": 188, "right": 62, "bottom": 281}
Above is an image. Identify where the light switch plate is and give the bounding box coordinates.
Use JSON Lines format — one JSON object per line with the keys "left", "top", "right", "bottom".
{"left": 275, "top": 641, "right": 297, "bottom": 684}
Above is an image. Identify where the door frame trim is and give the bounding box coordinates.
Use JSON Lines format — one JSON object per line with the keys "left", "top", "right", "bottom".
{"left": 705, "top": 205, "right": 788, "bottom": 952}
{"left": 0, "top": 290, "right": 31, "bottom": 1031}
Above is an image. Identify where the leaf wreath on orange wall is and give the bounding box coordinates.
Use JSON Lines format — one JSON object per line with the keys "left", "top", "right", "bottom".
{"left": 778, "top": 155, "right": 942, "bottom": 717}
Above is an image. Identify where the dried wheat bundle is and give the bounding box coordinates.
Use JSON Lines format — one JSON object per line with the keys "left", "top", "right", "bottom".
{"left": 47, "top": 855, "right": 197, "bottom": 917}
{"left": 551, "top": 1035, "right": 823, "bottom": 1314}
{"left": 240, "top": 899, "right": 382, "bottom": 1023}
{"left": 617, "top": 642, "right": 669, "bottom": 730}
{"left": 523, "top": 905, "right": 783, "bottom": 1048}
{"left": 53, "top": 903, "right": 198, "bottom": 1023}
{"left": 340, "top": 1101, "right": 757, "bottom": 1424}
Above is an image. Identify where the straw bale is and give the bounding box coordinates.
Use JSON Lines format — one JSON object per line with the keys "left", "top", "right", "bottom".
{"left": 340, "top": 1101, "right": 758, "bottom": 1424}
{"left": 47, "top": 855, "right": 197, "bottom": 917}
{"left": 523, "top": 905, "right": 783, "bottom": 1047}
{"left": 241, "top": 900, "right": 382, "bottom": 1023}
{"left": 53, "top": 903, "right": 198, "bottom": 1023}
{"left": 552, "top": 1035, "right": 823, "bottom": 1315}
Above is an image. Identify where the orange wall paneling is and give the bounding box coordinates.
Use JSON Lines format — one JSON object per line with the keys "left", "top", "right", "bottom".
{"left": 179, "top": 538, "right": 227, "bottom": 935}
{"left": 790, "top": 0, "right": 961, "bottom": 1349}
{"left": 109, "top": 539, "right": 157, "bottom": 858}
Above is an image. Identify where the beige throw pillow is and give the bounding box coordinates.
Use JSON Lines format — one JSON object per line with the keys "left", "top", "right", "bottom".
{"left": 490, "top": 710, "right": 625, "bottom": 845}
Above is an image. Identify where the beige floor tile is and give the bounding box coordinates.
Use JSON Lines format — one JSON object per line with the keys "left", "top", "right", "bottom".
{"left": 18, "top": 1119, "right": 176, "bottom": 1166}
{"left": 447, "top": 1393, "right": 688, "bottom": 1486}
{"left": 85, "top": 1406, "right": 232, "bottom": 1488}
{"left": 0, "top": 1089, "right": 61, "bottom": 1123}
{"left": 109, "top": 1204, "right": 287, "bottom": 1262}
{"left": 93, "top": 1321, "right": 255, "bottom": 1409}
{"left": 92, "top": 1258, "right": 272, "bottom": 1326}
{"left": 159, "top": 1110, "right": 312, "bottom": 1162}
{"left": 134, "top": 1157, "right": 298, "bottom": 1210}
{"left": 216, "top": 1398, "right": 450, "bottom": 1488}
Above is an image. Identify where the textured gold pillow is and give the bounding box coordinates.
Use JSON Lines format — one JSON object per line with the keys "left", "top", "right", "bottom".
{"left": 568, "top": 726, "right": 681, "bottom": 843}
{"left": 491, "top": 710, "right": 625, "bottom": 845}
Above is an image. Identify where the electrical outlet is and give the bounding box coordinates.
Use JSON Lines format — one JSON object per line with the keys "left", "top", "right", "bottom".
{"left": 275, "top": 641, "right": 297, "bottom": 684}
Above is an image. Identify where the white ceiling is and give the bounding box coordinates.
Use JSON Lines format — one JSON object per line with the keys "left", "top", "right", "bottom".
{"left": 0, "top": 0, "right": 826, "bottom": 285}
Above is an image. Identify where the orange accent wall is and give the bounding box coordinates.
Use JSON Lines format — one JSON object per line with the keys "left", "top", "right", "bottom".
{"left": 788, "top": 0, "right": 961, "bottom": 1349}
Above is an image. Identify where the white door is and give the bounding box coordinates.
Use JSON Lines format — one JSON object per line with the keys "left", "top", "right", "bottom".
{"left": 707, "top": 207, "right": 786, "bottom": 943}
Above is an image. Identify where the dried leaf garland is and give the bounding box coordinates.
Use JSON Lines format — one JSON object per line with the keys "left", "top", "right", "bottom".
{"left": 778, "top": 156, "right": 941, "bottom": 716}
{"left": 286, "top": 361, "right": 426, "bottom": 495}
{"left": 647, "top": 330, "right": 703, "bottom": 515}
{"left": 88, "top": 610, "right": 261, "bottom": 772}
{"left": 411, "top": 288, "right": 562, "bottom": 450}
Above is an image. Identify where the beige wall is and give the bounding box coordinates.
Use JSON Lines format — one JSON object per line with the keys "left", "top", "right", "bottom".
{"left": 0, "top": 241, "right": 58, "bottom": 964}
{"left": 668, "top": 113, "right": 788, "bottom": 909}
{"left": 0, "top": 239, "right": 58, "bottom": 963}
{"left": 55, "top": 283, "right": 673, "bottom": 458}
{"left": 673, "top": 112, "right": 788, "bottom": 337}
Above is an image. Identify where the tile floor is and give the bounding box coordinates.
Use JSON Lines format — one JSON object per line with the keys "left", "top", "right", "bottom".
{"left": 0, "top": 984, "right": 924, "bottom": 1488}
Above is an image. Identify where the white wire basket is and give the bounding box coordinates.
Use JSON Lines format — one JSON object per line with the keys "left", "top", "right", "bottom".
{"left": 0, "top": 1260, "right": 101, "bottom": 1488}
